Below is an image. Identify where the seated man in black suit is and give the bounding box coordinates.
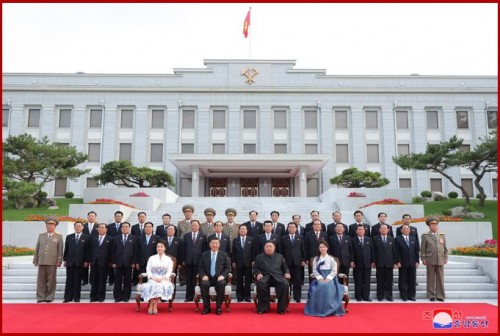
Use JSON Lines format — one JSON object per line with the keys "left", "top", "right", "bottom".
{"left": 198, "top": 237, "right": 231, "bottom": 315}
{"left": 253, "top": 241, "right": 291, "bottom": 315}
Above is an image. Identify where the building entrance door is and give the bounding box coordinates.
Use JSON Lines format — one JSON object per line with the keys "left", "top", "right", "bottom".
{"left": 240, "top": 179, "right": 258, "bottom": 197}
{"left": 209, "top": 178, "right": 227, "bottom": 197}
{"left": 272, "top": 179, "right": 290, "bottom": 197}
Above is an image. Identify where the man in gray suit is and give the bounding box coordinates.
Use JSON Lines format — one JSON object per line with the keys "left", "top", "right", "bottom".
{"left": 33, "top": 216, "right": 64, "bottom": 303}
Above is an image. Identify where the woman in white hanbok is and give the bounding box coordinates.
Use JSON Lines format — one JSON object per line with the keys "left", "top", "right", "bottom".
{"left": 141, "top": 241, "right": 174, "bottom": 314}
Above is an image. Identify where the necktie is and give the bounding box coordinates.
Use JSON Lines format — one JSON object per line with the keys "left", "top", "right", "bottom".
{"left": 123, "top": 235, "right": 127, "bottom": 246}
{"left": 266, "top": 234, "right": 270, "bottom": 240}
{"left": 360, "top": 238, "right": 364, "bottom": 246}
{"left": 168, "top": 237, "right": 172, "bottom": 246}
{"left": 140, "top": 225, "right": 143, "bottom": 234}
{"left": 210, "top": 253, "right": 216, "bottom": 277}
{"left": 217, "top": 234, "right": 221, "bottom": 240}
{"left": 146, "top": 236, "right": 150, "bottom": 245}
{"left": 75, "top": 234, "right": 80, "bottom": 245}
{"left": 192, "top": 233, "right": 196, "bottom": 243}
{"left": 99, "top": 236, "right": 103, "bottom": 246}
{"left": 383, "top": 236, "right": 386, "bottom": 244}
{"left": 338, "top": 235, "right": 342, "bottom": 242}
{"left": 405, "top": 236, "right": 409, "bottom": 246}
{"left": 241, "top": 237, "right": 245, "bottom": 249}
{"left": 291, "top": 235, "right": 294, "bottom": 246}
{"left": 316, "top": 232, "right": 320, "bottom": 241}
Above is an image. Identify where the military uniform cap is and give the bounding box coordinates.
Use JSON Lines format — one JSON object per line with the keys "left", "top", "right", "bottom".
{"left": 225, "top": 208, "right": 237, "bottom": 216}
{"left": 182, "top": 204, "right": 195, "bottom": 213}
{"left": 45, "top": 216, "right": 59, "bottom": 225}
{"left": 425, "top": 215, "right": 440, "bottom": 226}
{"left": 204, "top": 208, "right": 216, "bottom": 216}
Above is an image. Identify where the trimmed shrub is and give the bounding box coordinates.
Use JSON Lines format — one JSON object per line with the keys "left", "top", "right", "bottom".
{"left": 448, "top": 191, "right": 458, "bottom": 199}
{"left": 420, "top": 190, "right": 432, "bottom": 198}
{"left": 476, "top": 193, "right": 486, "bottom": 199}
{"left": 65, "top": 191, "right": 74, "bottom": 198}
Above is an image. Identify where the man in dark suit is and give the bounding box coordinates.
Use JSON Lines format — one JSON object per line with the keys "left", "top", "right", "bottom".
{"left": 156, "top": 213, "right": 178, "bottom": 239}
{"left": 257, "top": 220, "right": 282, "bottom": 254}
{"left": 350, "top": 225, "right": 374, "bottom": 301}
{"left": 395, "top": 224, "right": 420, "bottom": 301}
{"left": 183, "top": 220, "right": 207, "bottom": 302}
{"left": 63, "top": 221, "right": 90, "bottom": 303}
{"left": 291, "top": 214, "right": 305, "bottom": 238}
{"left": 304, "top": 210, "right": 326, "bottom": 234}
{"left": 232, "top": 225, "right": 256, "bottom": 302}
{"left": 165, "top": 225, "right": 183, "bottom": 262}
{"left": 82, "top": 211, "right": 99, "bottom": 286}
{"left": 396, "top": 214, "right": 419, "bottom": 247}
{"left": 253, "top": 241, "right": 291, "bottom": 314}
{"left": 373, "top": 224, "right": 396, "bottom": 301}
{"left": 328, "top": 222, "right": 352, "bottom": 283}
{"left": 208, "top": 221, "right": 231, "bottom": 258}
{"left": 281, "top": 222, "right": 305, "bottom": 302}
{"left": 111, "top": 222, "right": 138, "bottom": 302}
{"left": 198, "top": 237, "right": 231, "bottom": 315}
{"left": 348, "top": 210, "right": 371, "bottom": 238}
{"left": 136, "top": 222, "right": 160, "bottom": 275}
{"left": 270, "top": 211, "right": 286, "bottom": 236}
{"left": 326, "top": 211, "right": 348, "bottom": 237}
{"left": 88, "top": 223, "right": 113, "bottom": 302}
{"left": 106, "top": 210, "right": 123, "bottom": 286}
{"left": 304, "top": 219, "right": 328, "bottom": 283}
{"left": 371, "top": 212, "right": 394, "bottom": 238}
{"left": 242, "top": 210, "right": 263, "bottom": 238}
{"left": 131, "top": 211, "right": 148, "bottom": 237}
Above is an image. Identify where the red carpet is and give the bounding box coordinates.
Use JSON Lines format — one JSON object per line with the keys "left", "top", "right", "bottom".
{"left": 2, "top": 303, "right": 497, "bottom": 333}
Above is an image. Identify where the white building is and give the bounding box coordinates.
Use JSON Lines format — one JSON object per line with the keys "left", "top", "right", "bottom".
{"left": 2, "top": 59, "right": 498, "bottom": 198}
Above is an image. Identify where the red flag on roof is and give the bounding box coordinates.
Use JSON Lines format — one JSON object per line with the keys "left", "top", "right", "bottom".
{"left": 243, "top": 9, "right": 251, "bottom": 38}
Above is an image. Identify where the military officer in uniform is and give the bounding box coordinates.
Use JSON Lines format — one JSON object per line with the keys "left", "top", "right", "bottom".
{"left": 33, "top": 216, "right": 64, "bottom": 303}
{"left": 223, "top": 208, "right": 240, "bottom": 242}
{"left": 420, "top": 215, "right": 448, "bottom": 302}
{"left": 178, "top": 204, "right": 195, "bottom": 286}
{"left": 201, "top": 208, "right": 216, "bottom": 237}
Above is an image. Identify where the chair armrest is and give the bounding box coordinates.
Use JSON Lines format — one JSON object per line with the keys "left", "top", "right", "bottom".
{"left": 338, "top": 273, "right": 348, "bottom": 285}
{"left": 137, "top": 273, "right": 148, "bottom": 284}
{"left": 227, "top": 273, "right": 233, "bottom": 283}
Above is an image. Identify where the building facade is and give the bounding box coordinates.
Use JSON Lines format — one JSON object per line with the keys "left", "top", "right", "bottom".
{"left": 2, "top": 59, "right": 498, "bottom": 198}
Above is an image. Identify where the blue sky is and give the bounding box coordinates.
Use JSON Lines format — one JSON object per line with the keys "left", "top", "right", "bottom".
{"left": 2, "top": 3, "right": 498, "bottom": 75}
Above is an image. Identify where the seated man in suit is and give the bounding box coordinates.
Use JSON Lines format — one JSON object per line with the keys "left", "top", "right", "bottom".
{"left": 198, "top": 237, "right": 231, "bottom": 315}
{"left": 253, "top": 241, "right": 291, "bottom": 315}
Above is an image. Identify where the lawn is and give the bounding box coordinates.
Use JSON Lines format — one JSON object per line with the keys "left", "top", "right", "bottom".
{"left": 422, "top": 198, "right": 498, "bottom": 239}
{"left": 2, "top": 198, "right": 83, "bottom": 221}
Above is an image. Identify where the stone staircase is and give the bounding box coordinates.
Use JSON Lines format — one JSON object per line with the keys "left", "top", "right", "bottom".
{"left": 126, "top": 197, "right": 339, "bottom": 225}
{"left": 3, "top": 260, "right": 497, "bottom": 302}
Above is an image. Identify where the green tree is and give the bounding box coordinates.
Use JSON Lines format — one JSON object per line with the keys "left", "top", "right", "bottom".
{"left": 2, "top": 177, "right": 39, "bottom": 209}
{"left": 329, "top": 167, "right": 390, "bottom": 188}
{"left": 3, "top": 133, "right": 90, "bottom": 191}
{"left": 93, "top": 160, "right": 175, "bottom": 187}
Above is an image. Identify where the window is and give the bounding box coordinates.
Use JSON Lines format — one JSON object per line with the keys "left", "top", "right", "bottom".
{"left": 397, "top": 144, "right": 410, "bottom": 155}
{"left": 430, "top": 178, "right": 442, "bottom": 192}
{"left": 304, "top": 110, "right": 317, "bottom": 129}
{"left": 367, "top": 144, "right": 379, "bottom": 162}
{"left": 243, "top": 110, "right": 256, "bottom": 129}
{"left": 274, "top": 110, "right": 287, "bottom": 129}
{"left": 151, "top": 109, "right": 165, "bottom": 128}
{"left": 305, "top": 144, "right": 318, "bottom": 154}
{"left": 86, "top": 178, "right": 98, "bottom": 188}
{"left": 492, "top": 178, "right": 498, "bottom": 197}
{"left": 335, "top": 110, "right": 347, "bottom": 129}
{"left": 243, "top": 144, "right": 256, "bottom": 154}
{"left": 89, "top": 109, "right": 102, "bottom": 128}
{"left": 336, "top": 144, "right": 349, "bottom": 162}
{"left": 365, "top": 111, "right": 378, "bottom": 129}
{"left": 28, "top": 108, "right": 40, "bottom": 127}
{"left": 456, "top": 111, "right": 469, "bottom": 129}
{"left": 59, "top": 109, "right": 72, "bottom": 128}
{"left": 181, "top": 143, "right": 194, "bottom": 154}
{"left": 396, "top": 111, "right": 409, "bottom": 129}
{"left": 459, "top": 144, "right": 471, "bottom": 152}
{"left": 213, "top": 110, "right": 226, "bottom": 129}
{"left": 426, "top": 111, "right": 439, "bottom": 129}
{"left": 88, "top": 143, "right": 101, "bottom": 162}
{"left": 461, "top": 178, "right": 473, "bottom": 197}
{"left": 182, "top": 110, "right": 195, "bottom": 128}
{"left": 119, "top": 143, "right": 132, "bottom": 161}
{"left": 121, "top": 109, "right": 133, "bottom": 128}
{"left": 54, "top": 178, "right": 67, "bottom": 197}
{"left": 150, "top": 144, "right": 163, "bottom": 162}
{"left": 274, "top": 144, "right": 287, "bottom": 154}
{"left": 3, "top": 108, "right": 10, "bottom": 127}
{"left": 487, "top": 110, "right": 497, "bottom": 129}
{"left": 212, "top": 143, "right": 225, "bottom": 154}
{"left": 399, "top": 178, "right": 412, "bottom": 188}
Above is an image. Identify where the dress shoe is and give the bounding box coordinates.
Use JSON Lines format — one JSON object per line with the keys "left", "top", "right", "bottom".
{"left": 122, "top": 299, "right": 129, "bottom": 302}
{"left": 216, "top": 308, "right": 222, "bottom": 315}
{"left": 74, "top": 299, "right": 80, "bottom": 302}
{"left": 430, "top": 298, "right": 436, "bottom": 302}
{"left": 436, "top": 298, "right": 444, "bottom": 302}
{"left": 278, "top": 311, "right": 285, "bottom": 315}
{"left": 409, "top": 298, "right": 416, "bottom": 301}
{"left": 356, "top": 299, "right": 362, "bottom": 302}
{"left": 202, "top": 308, "right": 211, "bottom": 315}
{"left": 237, "top": 299, "right": 243, "bottom": 302}
{"left": 37, "top": 300, "right": 44, "bottom": 303}
{"left": 295, "top": 299, "right": 301, "bottom": 303}
{"left": 402, "top": 298, "right": 408, "bottom": 302}
{"left": 114, "top": 299, "right": 122, "bottom": 302}
{"left": 377, "top": 298, "right": 383, "bottom": 302}
{"left": 45, "top": 300, "right": 52, "bottom": 303}
{"left": 184, "top": 299, "right": 193, "bottom": 302}
{"left": 257, "top": 311, "right": 266, "bottom": 314}
{"left": 63, "top": 300, "right": 70, "bottom": 303}
{"left": 386, "top": 298, "right": 393, "bottom": 302}
{"left": 99, "top": 299, "right": 104, "bottom": 303}
{"left": 90, "top": 299, "right": 98, "bottom": 302}
{"left": 364, "top": 298, "right": 372, "bottom": 302}
{"left": 245, "top": 298, "right": 252, "bottom": 302}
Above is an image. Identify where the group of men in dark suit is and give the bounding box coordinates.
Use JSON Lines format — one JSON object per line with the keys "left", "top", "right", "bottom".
{"left": 60, "top": 208, "right": 421, "bottom": 305}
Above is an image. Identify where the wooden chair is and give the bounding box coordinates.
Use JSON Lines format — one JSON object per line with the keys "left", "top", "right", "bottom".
{"left": 252, "top": 275, "right": 291, "bottom": 312}
{"left": 194, "top": 273, "right": 233, "bottom": 312}
{"left": 309, "top": 256, "right": 349, "bottom": 312}
{"left": 135, "top": 255, "right": 177, "bottom": 312}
